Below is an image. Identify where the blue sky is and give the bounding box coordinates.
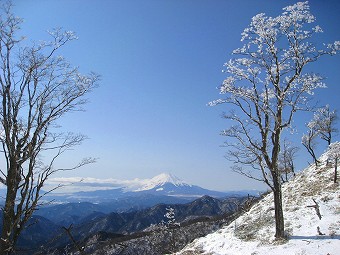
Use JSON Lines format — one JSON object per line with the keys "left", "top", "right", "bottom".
{"left": 12, "top": 0, "right": 340, "bottom": 191}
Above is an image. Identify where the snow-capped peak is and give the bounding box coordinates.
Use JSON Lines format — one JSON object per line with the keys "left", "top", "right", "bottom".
{"left": 150, "top": 173, "right": 186, "bottom": 186}
{"left": 135, "top": 173, "right": 191, "bottom": 191}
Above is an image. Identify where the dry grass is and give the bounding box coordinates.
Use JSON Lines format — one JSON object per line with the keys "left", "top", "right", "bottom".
{"left": 177, "top": 250, "right": 214, "bottom": 255}
{"left": 234, "top": 213, "right": 274, "bottom": 241}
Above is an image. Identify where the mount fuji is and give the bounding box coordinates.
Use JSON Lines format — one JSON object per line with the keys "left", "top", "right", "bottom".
{"left": 129, "top": 172, "right": 228, "bottom": 197}
{"left": 42, "top": 173, "right": 250, "bottom": 204}
{"left": 133, "top": 173, "right": 190, "bottom": 191}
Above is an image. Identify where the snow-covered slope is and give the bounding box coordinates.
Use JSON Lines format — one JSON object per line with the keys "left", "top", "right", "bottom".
{"left": 176, "top": 152, "right": 340, "bottom": 255}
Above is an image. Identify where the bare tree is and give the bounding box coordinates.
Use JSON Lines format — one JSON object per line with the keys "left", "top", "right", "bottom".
{"left": 278, "top": 140, "right": 299, "bottom": 183}
{"left": 210, "top": 2, "right": 339, "bottom": 238}
{"left": 0, "top": 3, "right": 99, "bottom": 254}
{"left": 302, "top": 124, "right": 320, "bottom": 166}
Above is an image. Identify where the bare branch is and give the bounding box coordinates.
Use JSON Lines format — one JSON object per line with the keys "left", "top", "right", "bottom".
{"left": 307, "top": 198, "right": 322, "bottom": 220}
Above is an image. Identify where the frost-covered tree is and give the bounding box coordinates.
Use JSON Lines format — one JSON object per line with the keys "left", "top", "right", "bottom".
{"left": 162, "top": 207, "right": 180, "bottom": 253}
{"left": 210, "top": 1, "right": 339, "bottom": 238}
{"left": 302, "top": 105, "right": 337, "bottom": 165}
{"left": 0, "top": 3, "right": 98, "bottom": 253}
{"left": 311, "top": 105, "right": 338, "bottom": 145}
{"left": 159, "top": 207, "right": 180, "bottom": 229}
{"left": 164, "top": 207, "right": 176, "bottom": 227}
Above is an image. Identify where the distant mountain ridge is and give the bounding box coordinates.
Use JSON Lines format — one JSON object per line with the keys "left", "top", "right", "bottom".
{"left": 25, "top": 195, "right": 245, "bottom": 254}
{"left": 40, "top": 173, "right": 258, "bottom": 204}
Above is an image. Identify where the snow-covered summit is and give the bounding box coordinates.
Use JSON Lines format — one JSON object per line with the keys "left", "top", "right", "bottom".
{"left": 176, "top": 148, "right": 340, "bottom": 255}
{"left": 136, "top": 173, "right": 191, "bottom": 191}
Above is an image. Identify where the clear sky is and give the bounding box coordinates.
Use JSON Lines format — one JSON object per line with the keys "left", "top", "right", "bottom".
{"left": 11, "top": 0, "right": 340, "bottom": 191}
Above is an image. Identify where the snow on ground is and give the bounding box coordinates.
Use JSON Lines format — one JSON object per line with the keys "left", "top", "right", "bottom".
{"left": 176, "top": 152, "right": 340, "bottom": 255}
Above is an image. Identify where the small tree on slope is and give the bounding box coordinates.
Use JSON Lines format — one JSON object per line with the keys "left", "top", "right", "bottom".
{"left": 278, "top": 140, "right": 298, "bottom": 183}
{"left": 210, "top": 1, "right": 339, "bottom": 238}
{"left": 302, "top": 105, "right": 338, "bottom": 166}
{"left": 302, "top": 122, "right": 320, "bottom": 166}
{"left": 312, "top": 105, "right": 338, "bottom": 146}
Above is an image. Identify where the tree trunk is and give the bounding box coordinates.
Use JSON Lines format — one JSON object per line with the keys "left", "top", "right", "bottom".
{"left": 334, "top": 157, "right": 338, "bottom": 183}
{"left": 1, "top": 191, "right": 16, "bottom": 254}
{"left": 273, "top": 175, "right": 285, "bottom": 239}
{"left": 0, "top": 161, "right": 21, "bottom": 255}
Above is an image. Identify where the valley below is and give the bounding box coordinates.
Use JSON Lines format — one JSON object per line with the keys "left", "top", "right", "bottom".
{"left": 0, "top": 173, "right": 256, "bottom": 255}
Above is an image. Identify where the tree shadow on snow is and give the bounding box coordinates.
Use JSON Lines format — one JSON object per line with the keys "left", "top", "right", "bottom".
{"left": 290, "top": 235, "right": 340, "bottom": 240}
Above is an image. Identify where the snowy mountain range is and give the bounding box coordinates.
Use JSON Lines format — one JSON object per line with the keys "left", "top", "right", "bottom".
{"left": 41, "top": 173, "right": 257, "bottom": 204}
{"left": 43, "top": 172, "right": 192, "bottom": 194}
